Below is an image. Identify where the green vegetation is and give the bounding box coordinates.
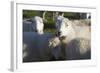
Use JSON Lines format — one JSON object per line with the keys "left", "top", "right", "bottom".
{"left": 64, "top": 12, "right": 80, "bottom": 19}
{"left": 23, "top": 10, "right": 40, "bottom": 18}
{"left": 44, "top": 21, "right": 55, "bottom": 33}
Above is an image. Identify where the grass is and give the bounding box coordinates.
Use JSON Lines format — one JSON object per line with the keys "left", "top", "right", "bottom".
{"left": 44, "top": 28, "right": 56, "bottom": 33}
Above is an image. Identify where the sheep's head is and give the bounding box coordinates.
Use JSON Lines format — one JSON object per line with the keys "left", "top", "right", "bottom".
{"left": 31, "top": 16, "right": 44, "bottom": 34}
{"left": 55, "top": 16, "right": 73, "bottom": 38}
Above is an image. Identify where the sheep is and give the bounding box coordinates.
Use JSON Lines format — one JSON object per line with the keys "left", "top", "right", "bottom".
{"left": 53, "top": 16, "right": 91, "bottom": 60}
{"left": 31, "top": 16, "right": 44, "bottom": 34}
{"left": 23, "top": 16, "right": 44, "bottom": 34}
{"left": 71, "top": 19, "right": 91, "bottom": 26}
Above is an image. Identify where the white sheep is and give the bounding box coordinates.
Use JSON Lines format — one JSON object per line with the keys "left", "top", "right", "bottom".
{"left": 54, "top": 16, "right": 91, "bottom": 60}
{"left": 31, "top": 16, "right": 44, "bottom": 34}
{"left": 23, "top": 16, "right": 44, "bottom": 34}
